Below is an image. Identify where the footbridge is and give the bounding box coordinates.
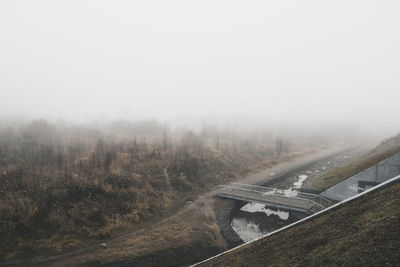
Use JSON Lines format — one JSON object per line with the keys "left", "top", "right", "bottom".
{"left": 215, "top": 182, "right": 332, "bottom": 214}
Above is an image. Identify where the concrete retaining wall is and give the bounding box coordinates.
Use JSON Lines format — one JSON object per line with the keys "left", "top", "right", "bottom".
{"left": 320, "top": 152, "right": 400, "bottom": 201}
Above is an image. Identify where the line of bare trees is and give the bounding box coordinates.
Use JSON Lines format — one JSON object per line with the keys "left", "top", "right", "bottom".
{"left": 0, "top": 119, "right": 305, "bottom": 260}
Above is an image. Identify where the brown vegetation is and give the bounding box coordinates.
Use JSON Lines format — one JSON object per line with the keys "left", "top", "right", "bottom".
{"left": 0, "top": 119, "right": 320, "bottom": 262}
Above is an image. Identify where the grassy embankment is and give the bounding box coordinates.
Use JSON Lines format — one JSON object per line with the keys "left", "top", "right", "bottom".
{"left": 313, "top": 133, "right": 400, "bottom": 190}
{"left": 200, "top": 132, "right": 400, "bottom": 267}
{"left": 0, "top": 120, "right": 315, "bottom": 262}
{"left": 200, "top": 179, "right": 400, "bottom": 267}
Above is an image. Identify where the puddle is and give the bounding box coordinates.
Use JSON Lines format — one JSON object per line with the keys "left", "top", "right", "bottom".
{"left": 293, "top": 174, "right": 308, "bottom": 189}
{"left": 230, "top": 173, "right": 310, "bottom": 242}
{"left": 241, "top": 203, "right": 289, "bottom": 220}
{"left": 231, "top": 218, "right": 266, "bottom": 242}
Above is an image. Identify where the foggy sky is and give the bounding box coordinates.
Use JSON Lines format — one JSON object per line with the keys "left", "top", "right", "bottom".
{"left": 1, "top": 1, "right": 399, "bottom": 128}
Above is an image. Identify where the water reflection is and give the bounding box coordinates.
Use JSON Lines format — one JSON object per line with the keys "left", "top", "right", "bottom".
{"left": 231, "top": 174, "right": 309, "bottom": 242}
{"left": 241, "top": 203, "right": 289, "bottom": 220}
{"left": 231, "top": 218, "right": 266, "bottom": 242}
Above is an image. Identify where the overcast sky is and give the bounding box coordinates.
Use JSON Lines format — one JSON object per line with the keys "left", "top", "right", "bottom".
{"left": 0, "top": 1, "right": 399, "bottom": 128}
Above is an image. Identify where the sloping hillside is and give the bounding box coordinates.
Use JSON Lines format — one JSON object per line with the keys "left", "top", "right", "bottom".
{"left": 0, "top": 120, "right": 317, "bottom": 262}
{"left": 313, "top": 133, "right": 400, "bottom": 190}
{"left": 198, "top": 178, "right": 400, "bottom": 267}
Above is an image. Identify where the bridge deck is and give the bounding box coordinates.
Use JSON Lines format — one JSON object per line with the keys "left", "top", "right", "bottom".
{"left": 215, "top": 183, "right": 330, "bottom": 214}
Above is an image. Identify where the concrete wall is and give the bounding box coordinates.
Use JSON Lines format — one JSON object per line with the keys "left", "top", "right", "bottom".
{"left": 320, "top": 152, "right": 400, "bottom": 201}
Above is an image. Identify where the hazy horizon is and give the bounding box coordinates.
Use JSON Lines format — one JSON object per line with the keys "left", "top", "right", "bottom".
{"left": 1, "top": 1, "right": 399, "bottom": 133}
{"left": 1, "top": 2, "right": 400, "bottom": 264}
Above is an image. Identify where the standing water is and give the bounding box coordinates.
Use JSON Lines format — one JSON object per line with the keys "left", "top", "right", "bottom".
{"left": 230, "top": 174, "right": 309, "bottom": 242}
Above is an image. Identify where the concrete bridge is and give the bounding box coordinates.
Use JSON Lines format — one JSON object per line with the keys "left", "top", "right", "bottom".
{"left": 215, "top": 182, "right": 332, "bottom": 214}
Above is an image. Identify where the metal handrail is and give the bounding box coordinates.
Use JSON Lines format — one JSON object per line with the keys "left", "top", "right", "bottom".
{"left": 228, "top": 182, "right": 277, "bottom": 191}
{"left": 225, "top": 182, "right": 332, "bottom": 205}
{"left": 218, "top": 184, "right": 325, "bottom": 210}
{"left": 219, "top": 185, "right": 310, "bottom": 202}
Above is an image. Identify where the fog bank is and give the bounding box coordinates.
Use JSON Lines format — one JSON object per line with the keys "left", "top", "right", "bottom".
{"left": 1, "top": 1, "right": 399, "bottom": 133}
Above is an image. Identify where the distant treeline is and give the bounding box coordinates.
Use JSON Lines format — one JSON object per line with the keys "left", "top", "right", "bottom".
{"left": 0, "top": 119, "right": 326, "bottom": 261}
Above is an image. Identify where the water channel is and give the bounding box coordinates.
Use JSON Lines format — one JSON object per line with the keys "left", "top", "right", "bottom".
{"left": 229, "top": 154, "right": 354, "bottom": 243}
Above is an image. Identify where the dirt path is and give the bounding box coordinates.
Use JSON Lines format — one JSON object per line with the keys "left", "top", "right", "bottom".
{"left": 237, "top": 147, "right": 351, "bottom": 186}
{"left": 4, "top": 147, "right": 352, "bottom": 266}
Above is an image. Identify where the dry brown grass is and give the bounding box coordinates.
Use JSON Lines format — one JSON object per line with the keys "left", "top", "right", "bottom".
{"left": 0, "top": 120, "right": 317, "bottom": 262}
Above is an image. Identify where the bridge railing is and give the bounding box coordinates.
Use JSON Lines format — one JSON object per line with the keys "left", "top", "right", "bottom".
{"left": 217, "top": 185, "right": 313, "bottom": 206}
{"left": 226, "top": 182, "right": 332, "bottom": 208}
{"left": 216, "top": 183, "right": 333, "bottom": 215}
{"left": 217, "top": 183, "right": 327, "bottom": 210}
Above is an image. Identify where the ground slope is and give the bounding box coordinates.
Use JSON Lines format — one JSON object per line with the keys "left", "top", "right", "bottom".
{"left": 313, "top": 133, "right": 400, "bottom": 190}
{"left": 198, "top": 179, "right": 400, "bottom": 267}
